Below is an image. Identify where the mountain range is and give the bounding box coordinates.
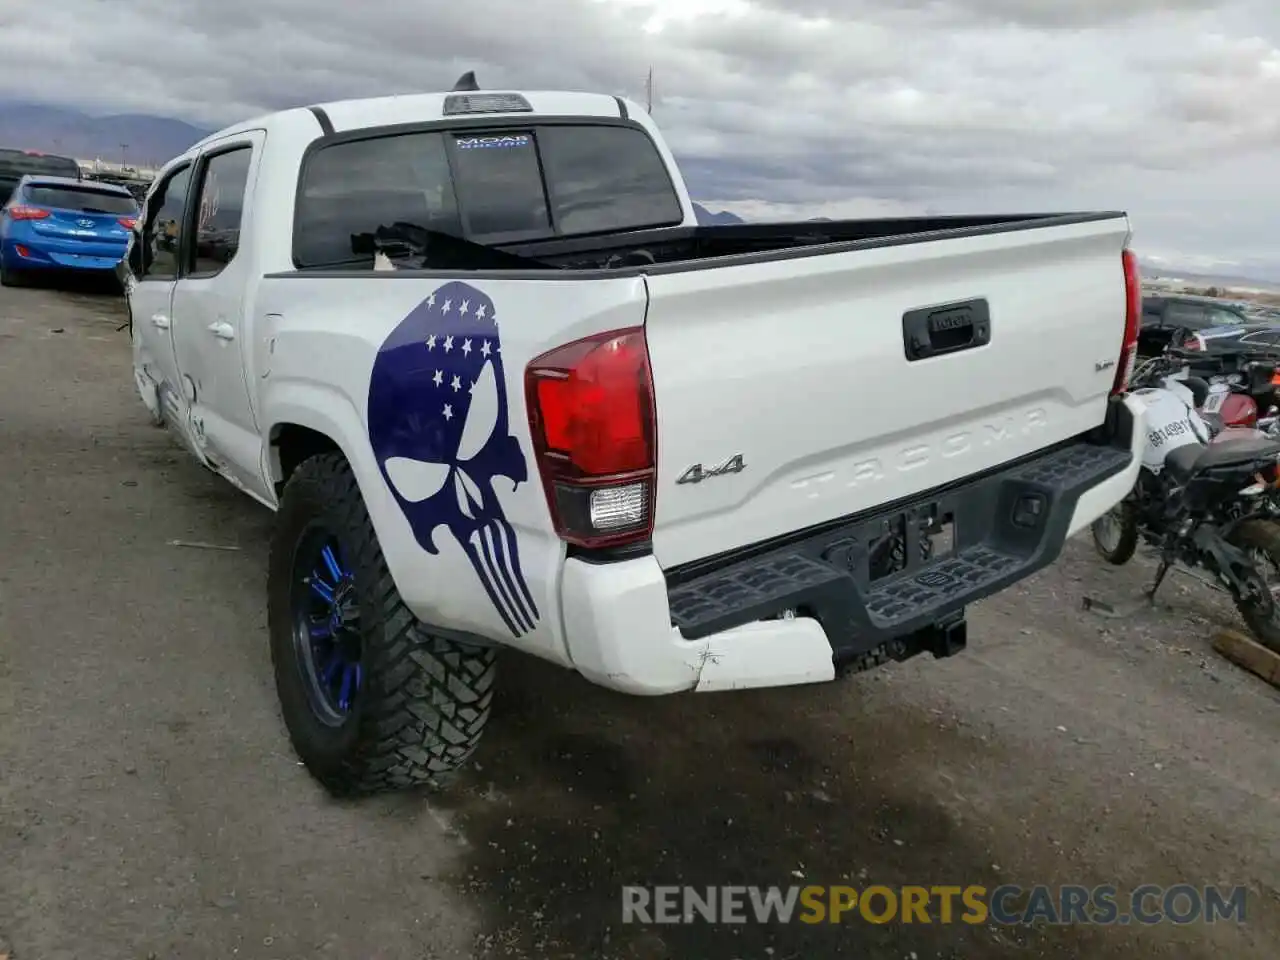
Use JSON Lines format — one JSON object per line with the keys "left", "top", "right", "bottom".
{"left": 0, "top": 101, "right": 210, "bottom": 167}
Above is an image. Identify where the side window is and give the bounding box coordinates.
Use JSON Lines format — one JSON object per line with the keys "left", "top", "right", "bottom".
{"left": 191, "top": 147, "right": 252, "bottom": 276}
{"left": 294, "top": 132, "right": 460, "bottom": 268}
{"left": 1164, "top": 303, "right": 1207, "bottom": 328}
{"left": 140, "top": 164, "right": 192, "bottom": 281}
{"left": 1208, "top": 308, "right": 1244, "bottom": 327}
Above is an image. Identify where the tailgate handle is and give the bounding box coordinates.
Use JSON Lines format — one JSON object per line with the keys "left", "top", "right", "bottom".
{"left": 902, "top": 299, "right": 990, "bottom": 361}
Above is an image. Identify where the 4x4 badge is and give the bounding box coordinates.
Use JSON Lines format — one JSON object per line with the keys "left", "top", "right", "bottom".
{"left": 677, "top": 454, "right": 746, "bottom": 485}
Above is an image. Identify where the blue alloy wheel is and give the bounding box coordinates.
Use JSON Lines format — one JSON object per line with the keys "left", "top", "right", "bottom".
{"left": 291, "top": 524, "right": 363, "bottom": 724}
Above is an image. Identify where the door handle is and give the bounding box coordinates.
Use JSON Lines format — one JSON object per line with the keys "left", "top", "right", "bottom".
{"left": 150, "top": 314, "right": 170, "bottom": 330}
{"left": 208, "top": 321, "right": 235, "bottom": 341}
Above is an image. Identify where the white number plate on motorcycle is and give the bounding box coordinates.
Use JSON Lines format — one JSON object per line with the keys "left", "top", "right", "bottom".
{"left": 1203, "top": 391, "right": 1226, "bottom": 413}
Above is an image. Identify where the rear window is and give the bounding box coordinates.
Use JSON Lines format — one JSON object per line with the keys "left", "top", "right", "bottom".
{"left": 24, "top": 185, "right": 137, "bottom": 215}
{"left": 0, "top": 150, "right": 80, "bottom": 179}
{"left": 293, "top": 123, "right": 683, "bottom": 267}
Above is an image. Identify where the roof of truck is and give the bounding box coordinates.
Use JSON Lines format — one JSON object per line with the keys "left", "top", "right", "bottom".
{"left": 190, "top": 89, "right": 636, "bottom": 154}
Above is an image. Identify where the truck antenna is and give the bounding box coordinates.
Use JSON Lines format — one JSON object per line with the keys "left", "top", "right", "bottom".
{"left": 452, "top": 71, "right": 480, "bottom": 92}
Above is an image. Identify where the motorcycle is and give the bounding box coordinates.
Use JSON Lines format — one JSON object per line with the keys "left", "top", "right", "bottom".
{"left": 1090, "top": 353, "right": 1280, "bottom": 652}
{"left": 1197, "top": 359, "right": 1279, "bottom": 438}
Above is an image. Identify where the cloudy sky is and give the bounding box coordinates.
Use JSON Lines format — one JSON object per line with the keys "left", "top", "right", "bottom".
{"left": 2, "top": 0, "right": 1279, "bottom": 277}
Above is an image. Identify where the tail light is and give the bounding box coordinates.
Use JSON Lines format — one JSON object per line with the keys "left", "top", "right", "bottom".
{"left": 1114, "top": 249, "right": 1141, "bottom": 394}
{"left": 7, "top": 205, "right": 49, "bottom": 221}
{"left": 525, "top": 328, "right": 656, "bottom": 549}
{"left": 1182, "top": 337, "right": 1202, "bottom": 351}
{"left": 1221, "top": 394, "right": 1258, "bottom": 429}
{"left": 117, "top": 217, "right": 137, "bottom": 229}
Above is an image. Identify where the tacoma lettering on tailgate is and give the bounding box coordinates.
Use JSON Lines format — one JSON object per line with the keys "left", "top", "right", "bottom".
{"left": 791, "top": 408, "right": 1049, "bottom": 498}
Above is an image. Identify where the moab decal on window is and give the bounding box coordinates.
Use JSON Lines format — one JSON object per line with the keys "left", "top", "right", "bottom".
{"left": 367, "top": 281, "right": 540, "bottom": 637}
{"left": 455, "top": 135, "right": 532, "bottom": 150}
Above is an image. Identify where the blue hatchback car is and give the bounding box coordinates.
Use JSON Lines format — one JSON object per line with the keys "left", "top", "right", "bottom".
{"left": 0, "top": 174, "right": 140, "bottom": 286}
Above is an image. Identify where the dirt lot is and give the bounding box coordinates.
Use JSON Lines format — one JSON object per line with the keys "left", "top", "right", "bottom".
{"left": 0, "top": 281, "right": 1278, "bottom": 960}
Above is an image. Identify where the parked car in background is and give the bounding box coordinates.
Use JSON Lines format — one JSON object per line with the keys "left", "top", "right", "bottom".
{"left": 0, "top": 175, "right": 138, "bottom": 286}
{"left": 1138, "top": 294, "right": 1251, "bottom": 358}
{"left": 1181, "top": 323, "right": 1280, "bottom": 357}
{"left": 0, "top": 148, "right": 81, "bottom": 205}
{"left": 1243, "top": 303, "right": 1280, "bottom": 323}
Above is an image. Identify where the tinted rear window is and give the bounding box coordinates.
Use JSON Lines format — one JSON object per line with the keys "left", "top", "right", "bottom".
{"left": 0, "top": 150, "right": 80, "bottom": 178}
{"left": 25, "top": 185, "right": 137, "bottom": 215}
{"left": 293, "top": 123, "right": 683, "bottom": 267}
{"left": 451, "top": 133, "right": 551, "bottom": 236}
{"left": 535, "top": 125, "right": 683, "bottom": 235}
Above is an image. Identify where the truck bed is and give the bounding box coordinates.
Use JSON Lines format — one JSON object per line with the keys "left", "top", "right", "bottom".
{"left": 501, "top": 211, "right": 1123, "bottom": 273}
{"left": 290, "top": 212, "right": 1124, "bottom": 277}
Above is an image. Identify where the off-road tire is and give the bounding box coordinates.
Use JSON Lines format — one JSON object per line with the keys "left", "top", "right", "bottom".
{"left": 1091, "top": 502, "right": 1138, "bottom": 565}
{"left": 268, "top": 452, "right": 498, "bottom": 796}
{"left": 1225, "top": 519, "right": 1280, "bottom": 654}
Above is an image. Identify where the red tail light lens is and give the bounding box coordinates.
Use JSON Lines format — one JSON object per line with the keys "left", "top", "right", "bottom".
{"left": 7, "top": 205, "right": 49, "bottom": 221}
{"left": 1114, "top": 248, "right": 1141, "bottom": 395}
{"left": 1221, "top": 394, "right": 1258, "bottom": 429}
{"left": 1182, "top": 337, "right": 1202, "bottom": 351}
{"left": 526, "top": 328, "right": 657, "bottom": 548}
{"left": 117, "top": 217, "right": 137, "bottom": 229}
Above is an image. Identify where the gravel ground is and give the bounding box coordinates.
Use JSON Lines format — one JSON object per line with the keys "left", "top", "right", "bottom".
{"left": 0, "top": 281, "right": 1277, "bottom": 960}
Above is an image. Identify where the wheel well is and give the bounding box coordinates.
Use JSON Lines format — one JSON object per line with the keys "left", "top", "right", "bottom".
{"left": 272, "top": 424, "right": 342, "bottom": 494}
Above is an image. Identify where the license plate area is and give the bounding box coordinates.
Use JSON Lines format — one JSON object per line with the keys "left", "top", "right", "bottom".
{"left": 821, "top": 499, "right": 961, "bottom": 587}
{"left": 861, "top": 507, "right": 955, "bottom": 583}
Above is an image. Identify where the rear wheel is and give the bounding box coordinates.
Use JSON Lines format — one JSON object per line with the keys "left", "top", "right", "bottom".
{"left": 268, "top": 452, "right": 498, "bottom": 796}
{"left": 1091, "top": 501, "right": 1138, "bottom": 565}
{"left": 0, "top": 260, "right": 27, "bottom": 287}
{"left": 1225, "top": 519, "right": 1280, "bottom": 654}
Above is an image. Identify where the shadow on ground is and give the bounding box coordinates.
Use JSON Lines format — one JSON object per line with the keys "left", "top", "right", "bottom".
{"left": 434, "top": 654, "right": 1215, "bottom": 960}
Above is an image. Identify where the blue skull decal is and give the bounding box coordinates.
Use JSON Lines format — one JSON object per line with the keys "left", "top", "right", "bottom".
{"left": 367, "top": 281, "right": 540, "bottom": 636}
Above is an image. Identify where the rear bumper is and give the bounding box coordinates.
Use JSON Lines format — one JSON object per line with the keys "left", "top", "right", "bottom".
{"left": 2, "top": 238, "right": 125, "bottom": 271}
{"left": 560, "top": 394, "right": 1146, "bottom": 695}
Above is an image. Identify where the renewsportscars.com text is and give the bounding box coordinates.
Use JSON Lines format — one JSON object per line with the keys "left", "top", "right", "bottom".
{"left": 621, "top": 884, "right": 1248, "bottom": 926}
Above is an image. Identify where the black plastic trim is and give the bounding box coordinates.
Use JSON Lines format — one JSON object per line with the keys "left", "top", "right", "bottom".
{"left": 903, "top": 298, "right": 991, "bottom": 361}
{"left": 307, "top": 105, "right": 335, "bottom": 135}
{"left": 613, "top": 96, "right": 629, "bottom": 119}
{"left": 567, "top": 539, "right": 654, "bottom": 564}
{"left": 664, "top": 412, "right": 1135, "bottom": 658}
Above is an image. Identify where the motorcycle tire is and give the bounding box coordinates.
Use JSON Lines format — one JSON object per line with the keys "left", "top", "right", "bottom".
{"left": 1091, "top": 502, "right": 1138, "bottom": 566}
{"left": 1225, "top": 519, "right": 1280, "bottom": 654}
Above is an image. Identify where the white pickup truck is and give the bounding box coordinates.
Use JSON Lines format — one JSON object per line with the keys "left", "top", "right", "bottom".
{"left": 121, "top": 76, "right": 1147, "bottom": 796}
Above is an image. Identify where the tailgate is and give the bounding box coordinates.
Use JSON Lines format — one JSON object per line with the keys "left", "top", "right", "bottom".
{"left": 642, "top": 215, "right": 1131, "bottom": 569}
